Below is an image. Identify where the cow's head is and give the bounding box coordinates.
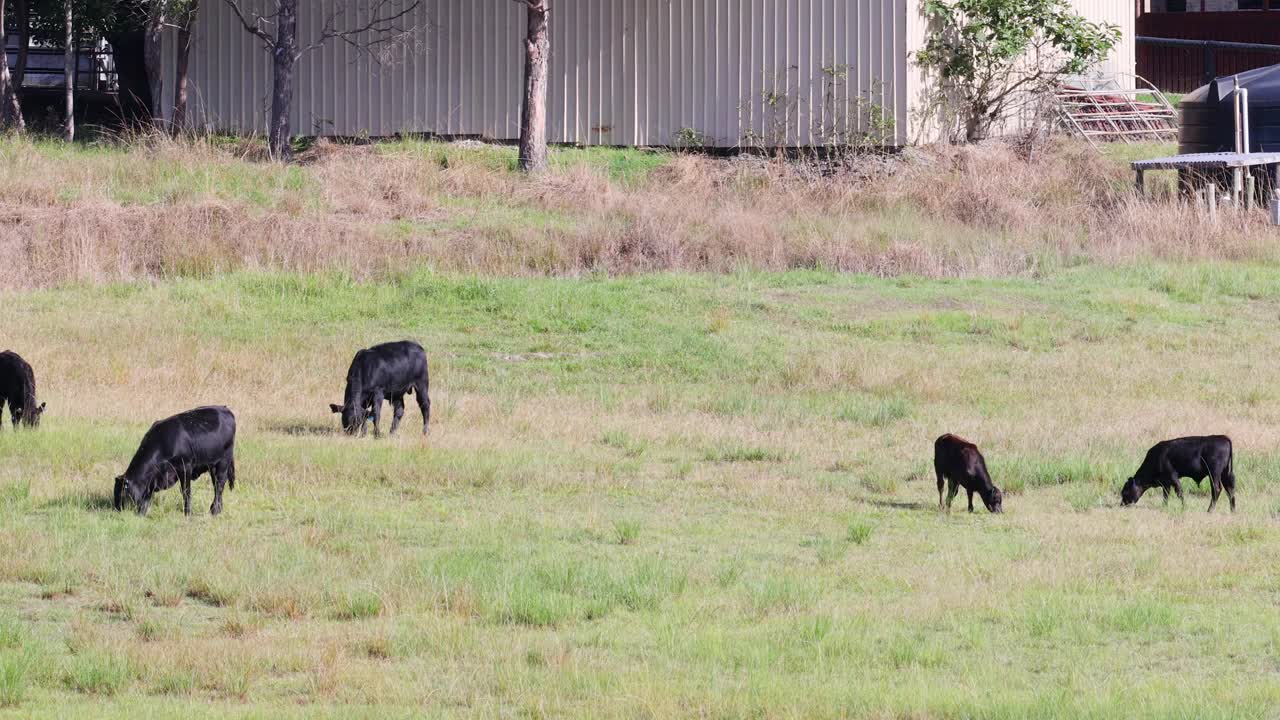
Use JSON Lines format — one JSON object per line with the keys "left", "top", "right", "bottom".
{"left": 330, "top": 403, "right": 365, "bottom": 435}
{"left": 981, "top": 485, "right": 1004, "bottom": 514}
{"left": 113, "top": 464, "right": 175, "bottom": 516}
{"left": 1120, "top": 477, "right": 1144, "bottom": 506}
{"left": 14, "top": 402, "right": 46, "bottom": 427}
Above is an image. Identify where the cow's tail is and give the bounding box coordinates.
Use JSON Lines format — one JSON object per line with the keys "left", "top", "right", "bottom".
{"left": 228, "top": 458, "right": 237, "bottom": 491}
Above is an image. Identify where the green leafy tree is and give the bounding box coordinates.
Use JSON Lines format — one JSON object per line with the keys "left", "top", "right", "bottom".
{"left": 915, "top": 0, "right": 1120, "bottom": 143}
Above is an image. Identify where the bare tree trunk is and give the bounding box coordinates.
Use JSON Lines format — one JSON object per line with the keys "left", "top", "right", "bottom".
{"left": 517, "top": 0, "right": 550, "bottom": 174}
{"left": 0, "top": 0, "right": 23, "bottom": 130}
{"left": 13, "top": 0, "right": 27, "bottom": 88}
{"left": 144, "top": 9, "right": 166, "bottom": 126}
{"left": 63, "top": 0, "right": 73, "bottom": 141}
{"left": 172, "top": 0, "right": 198, "bottom": 133}
{"left": 268, "top": 0, "right": 297, "bottom": 161}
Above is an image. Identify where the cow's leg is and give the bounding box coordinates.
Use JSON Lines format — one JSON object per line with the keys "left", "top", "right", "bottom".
{"left": 180, "top": 475, "right": 192, "bottom": 516}
{"left": 388, "top": 393, "right": 406, "bottom": 436}
{"left": 1203, "top": 457, "right": 1222, "bottom": 513}
{"left": 414, "top": 378, "right": 431, "bottom": 435}
{"left": 1170, "top": 477, "right": 1185, "bottom": 507}
{"left": 1223, "top": 462, "right": 1237, "bottom": 513}
{"left": 945, "top": 478, "right": 960, "bottom": 513}
{"left": 966, "top": 488, "right": 975, "bottom": 513}
{"left": 369, "top": 389, "right": 386, "bottom": 437}
{"left": 936, "top": 469, "right": 946, "bottom": 511}
{"left": 210, "top": 462, "right": 228, "bottom": 516}
{"left": 1161, "top": 486, "right": 1170, "bottom": 506}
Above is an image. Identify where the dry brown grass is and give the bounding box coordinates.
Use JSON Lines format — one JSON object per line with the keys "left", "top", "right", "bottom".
{"left": 0, "top": 134, "right": 1275, "bottom": 288}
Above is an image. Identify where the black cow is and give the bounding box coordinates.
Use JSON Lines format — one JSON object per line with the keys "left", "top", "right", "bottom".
{"left": 0, "top": 351, "right": 46, "bottom": 429}
{"left": 934, "top": 434, "right": 1003, "bottom": 514}
{"left": 329, "top": 341, "right": 430, "bottom": 437}
{"left": 1121, "top": 435, "right": 1236, "bottom": 512}
{"left": 114, "top": 406, "right": 237, "bottom": 516}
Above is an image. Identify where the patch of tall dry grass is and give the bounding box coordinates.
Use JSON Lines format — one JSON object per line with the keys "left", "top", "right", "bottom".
{"left": 0, "top": 135, "right": 1274, "bottom": 288}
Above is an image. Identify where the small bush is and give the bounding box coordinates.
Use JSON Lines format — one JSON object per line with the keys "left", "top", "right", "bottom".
{"left": 1103, "top": 602, "right": 1176, "bottom": 633}
{"left": 153, "top": 669, "right": 197, "bottom": 696}
{"left": 64, "top": 652, "right": 131, "bottom": 695}
{"left": 0, "top": 653, "right": 30, "bottom": 707}
{"left": 601, "top": 430, "right": 648, "bottom": 458}
{"left": 0, "top": 617, "right": 27, "bottom": 650}
{"left": 135, "top": 618, "right": 166, "bottom": 643}
{"left": 835, "top": 396, "right": 912, "bottom": 427}
{"left": 702, "top": 443, "right": 788, "bottom": 463}
{"left": 746, "top": 575, "right": 818, "bottom": 617}
{"left": 883, "top": 631, "right": 946, "bottom": 669}
{"left": 613, "top": 519, "right": 642, "bottom": 546}
{"left": 333, "top": 589, "right": 383, "bottom": 620}
{"left": 846, "top": 521, "right": 873, "bottom": 546}
{"left": 861, "top": 474, "right": 900, "bottom": 495}
{"left": 1066, "top": 485, "right": 1107, "bottom": 513}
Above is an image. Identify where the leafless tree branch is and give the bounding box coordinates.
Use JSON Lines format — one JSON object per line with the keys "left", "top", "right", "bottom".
{"left": 296, "top": 0, "right": 421, "bottom": 60}
{"left": 223, "top": 0, "right": 276, "bottom": 46}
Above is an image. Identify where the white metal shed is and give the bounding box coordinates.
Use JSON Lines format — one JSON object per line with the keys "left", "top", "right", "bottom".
{"left": 161, "top": 0, "right": 1135, "bottom": 147}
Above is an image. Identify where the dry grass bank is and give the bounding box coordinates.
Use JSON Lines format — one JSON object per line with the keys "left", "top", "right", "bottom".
{"left": 0, "top": 134, "right": 1273, "bottom": 288}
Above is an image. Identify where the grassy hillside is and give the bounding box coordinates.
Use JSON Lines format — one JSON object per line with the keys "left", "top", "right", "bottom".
{"left": 1, "top": 266, "right": 1279, "bottom": 717}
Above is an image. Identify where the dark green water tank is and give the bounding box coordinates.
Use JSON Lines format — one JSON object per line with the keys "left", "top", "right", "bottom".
{"left": 1180, "top": 64, "right": 1280, "bottom": 154}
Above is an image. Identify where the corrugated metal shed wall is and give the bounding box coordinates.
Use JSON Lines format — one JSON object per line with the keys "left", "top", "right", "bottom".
{"left": 166, "top": 0, "right": 910, "bottom": 146}
{"left": 164, "top": 0, "right": 1131, "bottom": 147}
{"left": 1073, "top": 0, "right": 1136, "bottom": 82}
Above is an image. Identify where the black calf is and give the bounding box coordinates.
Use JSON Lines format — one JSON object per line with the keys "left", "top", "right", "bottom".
{"left": 1121, "top": 435, "right": 1236, "bottom": 512}
{"left": 934, "top": 434, "right": 1003, "bottom": 514}
{"left": 330, "top": 341, "right": 431, "bottom": 437}
{"left": 0, "top": 351, "right": 46, "bottom": 428}
{"left": 114, "top": 406, "right": 237, "bottom": 516}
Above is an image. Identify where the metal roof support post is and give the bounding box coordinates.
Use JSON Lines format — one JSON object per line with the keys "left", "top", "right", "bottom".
{"left": 1241, "top": 88, "right": 1251, "bottom": 155}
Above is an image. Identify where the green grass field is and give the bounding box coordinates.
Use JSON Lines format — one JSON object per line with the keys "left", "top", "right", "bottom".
{"left": 2, "top": 264, "right": 1280, "bottom": 717}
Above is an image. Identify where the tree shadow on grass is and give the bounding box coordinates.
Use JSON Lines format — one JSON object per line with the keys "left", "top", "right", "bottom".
{"left": 39, "top": 492, "right": 116, "bottom": 512}
{"left": 859, "top": 497, "right": 934, "bottom": 512}
{"left": 262, "top": 420, "right": 336, "bottom": 437}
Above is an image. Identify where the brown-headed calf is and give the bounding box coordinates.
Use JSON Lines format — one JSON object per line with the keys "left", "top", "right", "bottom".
{"left": 934, "top": 434, "right": 1003, "bottom": 514}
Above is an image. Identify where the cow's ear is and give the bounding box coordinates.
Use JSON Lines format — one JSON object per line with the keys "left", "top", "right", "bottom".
{"left": 329, "top": 404, "right": 344, "bottom": 414}
{"left": 37, "top": 403, "right": 45, "bottom": 412}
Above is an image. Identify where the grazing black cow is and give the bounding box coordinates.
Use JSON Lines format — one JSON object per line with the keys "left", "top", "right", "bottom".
{"left": 934, "top": 434, "right": 1003, "bottom": 514}
{"left": 113, "top": 406, "right": 237, "bottom": 517}
{"left": 0, "top": 351, "right": 45, "bottom": 429}
{"left": 329, "top": 341, "right": 430, "bottom": 437}
{"left": 1121, "top": 436, "right": 1236, "bottom": 512}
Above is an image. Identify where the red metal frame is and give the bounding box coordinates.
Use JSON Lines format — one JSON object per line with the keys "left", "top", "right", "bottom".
{"left": 1137, "top": 11, "right": 1280, "bottom": 92}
